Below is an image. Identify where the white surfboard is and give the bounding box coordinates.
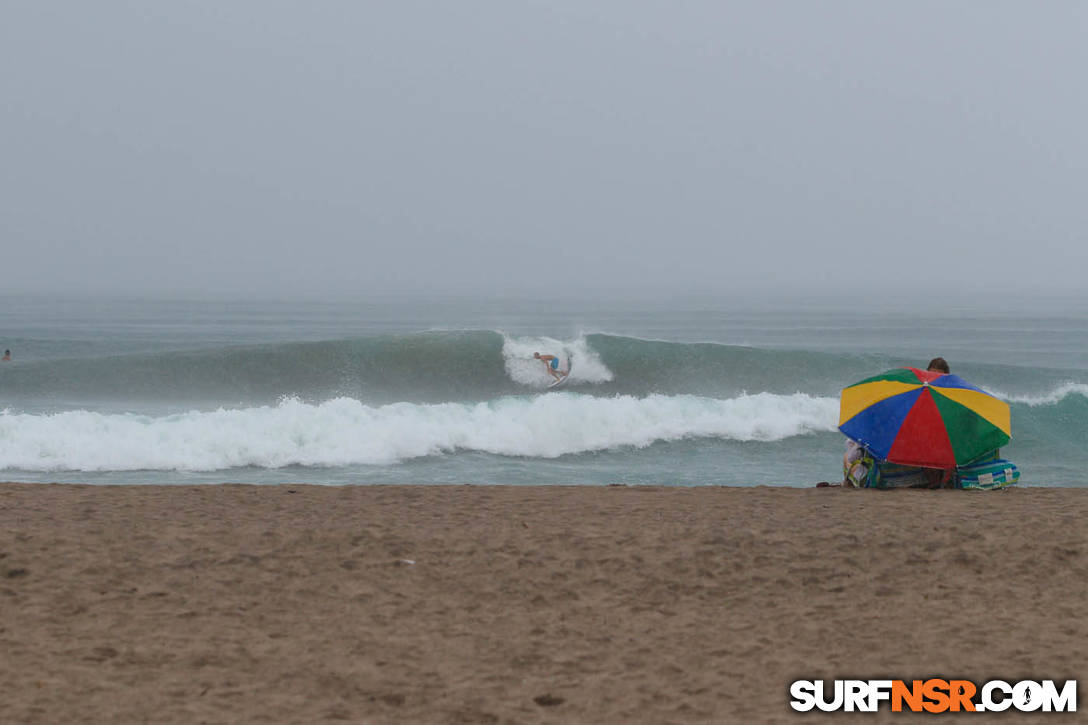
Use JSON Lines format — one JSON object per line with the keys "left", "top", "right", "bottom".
{"left": 547, "top": 356, "right": 572, "bottom": 389}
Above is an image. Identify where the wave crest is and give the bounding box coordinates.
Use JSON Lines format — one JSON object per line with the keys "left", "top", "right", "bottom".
{"left": 993, "top": 382, "right": 1088, "bottom": 407}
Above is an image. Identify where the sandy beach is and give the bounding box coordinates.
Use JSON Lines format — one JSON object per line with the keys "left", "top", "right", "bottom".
{"left": 1, "top": 483, "right": 1084, "bottom": 724}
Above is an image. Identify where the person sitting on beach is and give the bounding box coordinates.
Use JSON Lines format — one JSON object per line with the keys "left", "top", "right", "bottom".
{"left": 2, "top": 349, "right": 9, "bottom": 362}
{"left": 831, "top": 357, "right": 954, "bottom": 488}
{"left": 533, "top": 352, "right": 564, "bottom": 382}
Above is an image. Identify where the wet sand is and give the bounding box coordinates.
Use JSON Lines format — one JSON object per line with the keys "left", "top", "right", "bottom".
{"left": 1, "top": 483, "right": 1084, "bottom": 724}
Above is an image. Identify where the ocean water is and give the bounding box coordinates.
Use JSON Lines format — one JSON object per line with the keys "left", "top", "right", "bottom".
{"left": 1, "top": 294, "right": 1086, "bottom": 486}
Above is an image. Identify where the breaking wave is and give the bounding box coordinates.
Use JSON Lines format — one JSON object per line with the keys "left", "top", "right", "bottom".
{"left": 0, "top": 392, "right": 839, "bottom": 472}
{"left": 0, "top": 330, "right": 882, "bottom": 405}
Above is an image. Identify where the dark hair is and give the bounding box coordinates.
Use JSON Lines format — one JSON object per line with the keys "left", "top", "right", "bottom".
{"left": 927, "top": 357, "right": 950, "bottom": 374}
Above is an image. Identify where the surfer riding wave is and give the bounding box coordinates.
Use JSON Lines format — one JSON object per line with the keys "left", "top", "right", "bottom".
{"left": 533, "top": 352, "right": 567, "bottom": 384}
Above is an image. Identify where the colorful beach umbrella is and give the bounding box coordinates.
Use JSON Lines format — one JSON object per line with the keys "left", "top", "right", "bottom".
{"left": 839, "top": 368, "right": 1010, "bottom": 469}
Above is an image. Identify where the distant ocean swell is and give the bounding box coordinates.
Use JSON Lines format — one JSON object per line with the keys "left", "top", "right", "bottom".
{"left": 1, "top": 331, "right": 1085, "bottom": 475}
{"left": 0, "top": 393, "right": 838, "bottom": 472}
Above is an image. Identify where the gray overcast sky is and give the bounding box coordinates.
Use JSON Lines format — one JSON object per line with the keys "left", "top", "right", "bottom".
{"left": 2, "top": 1, "right": 1086, "bottom": 300}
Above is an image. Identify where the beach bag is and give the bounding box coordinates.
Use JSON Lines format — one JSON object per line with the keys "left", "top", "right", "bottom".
{"left": 843, "top": 448, "right": 873, "bottom": 487}
{"left": 956, "top": 458, "right": 1020, "bottom": 490}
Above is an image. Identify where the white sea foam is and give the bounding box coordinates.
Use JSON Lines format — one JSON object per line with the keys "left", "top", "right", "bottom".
{"left": 0, "top": 392, "right": 839, "bottom": 472}
{"left": 990, "top": 382, "right": 1088, "bottom": 407}
{"left": 501, "top": 334, "right": 613, "bottom": 387}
